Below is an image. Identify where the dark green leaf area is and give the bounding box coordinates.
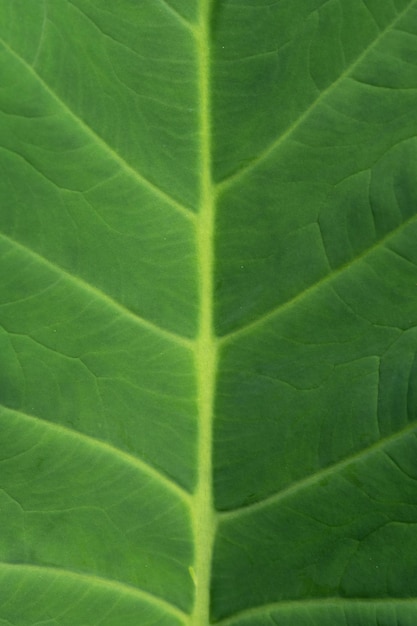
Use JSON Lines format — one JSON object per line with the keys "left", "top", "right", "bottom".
{"left": 213, "top": 6, "right": 417, "bottom": 335}
{"left": 213, "top": 434, "right": 417, "bottom": 621}
{"left": 215, "top": 130, "right": 417, "bottom": 339}
{"left": 0, "top": 408, "right": 194, "bottom": 612}
{"left": 221, "top": 601, "right": 417, "bottom": 626}
{"left": 214, "top": 269, "right": 417, "bottom": 510}
{"left": 211, "top": 0, "right": 416, "bottom": 181}
{"left": 319, "top": 140, "right": 417, "bottom": 270}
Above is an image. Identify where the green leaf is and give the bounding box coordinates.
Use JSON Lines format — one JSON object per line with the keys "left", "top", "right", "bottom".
{"left": 1, "top": 1, "right": 417, "bottom": 625}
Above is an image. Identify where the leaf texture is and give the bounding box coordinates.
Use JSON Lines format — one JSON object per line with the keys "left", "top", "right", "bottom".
{"left": 1, "top": 1, "right": 417, "bottom": 625}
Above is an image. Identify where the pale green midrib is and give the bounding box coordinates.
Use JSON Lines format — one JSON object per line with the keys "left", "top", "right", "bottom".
{"left": 0, "top": 37, "right": 195, "bottom": 222}
{"left": 215, "top": 0, "right": 417, "bottom": 193}
{"left": 0, "top": 404, "right": 191, "bottom": 505}
{"left": 0, "top": 230, "right": 192, "bottom": 350}
{"left": 219, "top": 419, "right": 417, "bottom": 522}
{"left": 217, "top": 597, "right": 417, "bottom": 626}
{"left": 191, "top": 3, "right": 217, "bottom": 626}
{"left": 0, "top": 562, "right": 187, "bottom": 622}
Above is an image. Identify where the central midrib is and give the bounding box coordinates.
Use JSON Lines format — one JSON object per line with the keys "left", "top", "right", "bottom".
{"left": 192, "top": 2, "right": 217, "bottom": 626}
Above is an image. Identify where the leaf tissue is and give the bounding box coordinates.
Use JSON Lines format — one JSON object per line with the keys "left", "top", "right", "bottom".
{"left": 1, "top": 0, "right": 417, "bottom": 624}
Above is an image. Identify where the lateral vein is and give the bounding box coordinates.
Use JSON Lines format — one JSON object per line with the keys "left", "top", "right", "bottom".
{"left": 0, "top": 562, "right": 188, "bottom": 623}
{"left": 0, "top": 404, "right": 192, "bottom": 505}
{"left": 216, "top": 596, "right": 417, "bottom": 626}
{"left": 216, "top": 0, "right": 417, "bottom": 192}
{"left": 219, "top": 211, "right": 417, "bottom": 345}
{"left": 0, "top": 37, "right": 196, "bottom": 222}
{"left": 0, "top": 230, "right": 193, "bottom": 349}
{"left": 219, "top": 420, "right": 417, "bottom": 521}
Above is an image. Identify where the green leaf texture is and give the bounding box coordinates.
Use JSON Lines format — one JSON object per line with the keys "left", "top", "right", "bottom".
{"left": 1, "top": 1, "right": 417, "bottom": 624}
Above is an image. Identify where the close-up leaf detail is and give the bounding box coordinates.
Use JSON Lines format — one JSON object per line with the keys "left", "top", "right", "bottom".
{"left": 1, "top": 1, "right": 417, "bottom": 625}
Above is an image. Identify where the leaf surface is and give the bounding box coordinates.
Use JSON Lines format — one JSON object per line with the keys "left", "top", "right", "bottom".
{"left": 1, "top": 1, "right": 417, "bottom": 625}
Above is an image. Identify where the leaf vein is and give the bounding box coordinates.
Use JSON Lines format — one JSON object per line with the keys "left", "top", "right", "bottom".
{"left": 220, "top": 209, "right": 417, "bottom": 343}
{"left": 219, "top": 420, "right": 417, "bottom": 519}
{"left": 0, "top": 230, "right": 193, "bottom": 349}
{"left": 0, "top": 562, "right": 188, "bottom": 624}
{"left": 216, "top": 596, "right": 417, "bottom": 626}
{"left": 0, "top": 404, "right": 192, "bottom": 505}
{"left": 216, "top": 0, "right": 417, "bottom": 190}
{"left": 0, "top": 36, "right": 195, "bottom": 221}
